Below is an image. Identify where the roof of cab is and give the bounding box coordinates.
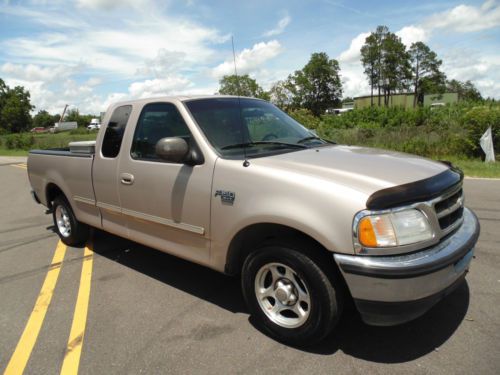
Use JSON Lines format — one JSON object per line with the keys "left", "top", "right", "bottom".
{"left": 107, "top": 95, "right": 262, "bottom": 109}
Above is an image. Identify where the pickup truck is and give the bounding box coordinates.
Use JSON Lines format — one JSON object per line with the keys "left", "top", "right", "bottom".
{"left": 28, "top": 96, "right": 480, "bottom": 346}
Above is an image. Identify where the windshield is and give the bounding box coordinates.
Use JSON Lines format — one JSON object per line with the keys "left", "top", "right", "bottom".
{"left": 184, "top": 98, "right": 327, "bottom": 158}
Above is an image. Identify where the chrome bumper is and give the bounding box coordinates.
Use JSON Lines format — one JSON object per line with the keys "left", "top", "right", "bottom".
{"left": 334, "top": 207, "right": 480, "bottom": 325}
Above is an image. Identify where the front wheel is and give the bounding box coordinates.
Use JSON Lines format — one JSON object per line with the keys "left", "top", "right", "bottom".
{"left": 242, "top": 245, "right": 342, "bottom": 346}
{"left": 52, "top": 195, "right": 89, "bottom": 246}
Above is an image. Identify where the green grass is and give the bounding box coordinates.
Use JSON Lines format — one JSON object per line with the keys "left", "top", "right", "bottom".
{"left": 0, "top": 131, "right": 97, "bottom": 151}
{"left": 443, "top": 157, "right": 500, "bottom": 178}
{"left": 0, "top": 147, "right": 29, "bottom": 156}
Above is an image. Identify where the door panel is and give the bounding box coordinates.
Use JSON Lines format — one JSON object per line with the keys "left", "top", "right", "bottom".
{"left": 117, "top": 102, "right": 212, "bottom": 264}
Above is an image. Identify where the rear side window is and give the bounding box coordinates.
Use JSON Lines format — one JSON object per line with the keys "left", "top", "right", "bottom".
{"left": 130, "top": 102, "right": 191, "bottom": 161}
{"left": 101, "top": 105, "right": 132, "bottom": 158}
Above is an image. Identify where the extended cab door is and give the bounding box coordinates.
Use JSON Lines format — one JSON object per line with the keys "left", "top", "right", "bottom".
{"left": 92, "top": 104, "right": 133, "bottom": 238}
{"left": 117, "top": 101, "right": 212, "bottom": 264}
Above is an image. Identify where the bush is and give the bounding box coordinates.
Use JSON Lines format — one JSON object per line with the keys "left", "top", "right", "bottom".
{"left": 3, "top": 133, "right": 35, "bottom": 150}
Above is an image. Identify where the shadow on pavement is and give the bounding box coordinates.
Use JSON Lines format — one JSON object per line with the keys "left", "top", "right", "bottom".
{"left": 90, "top": 229, "right": 246, "bottom": 314}
{"left": 90, "top": 229, "right": 469, "bottom": 363}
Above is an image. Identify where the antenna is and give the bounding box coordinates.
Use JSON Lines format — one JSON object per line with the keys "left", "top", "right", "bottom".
{"left": 231, "top": 36, "right": 250, "bottom": 167}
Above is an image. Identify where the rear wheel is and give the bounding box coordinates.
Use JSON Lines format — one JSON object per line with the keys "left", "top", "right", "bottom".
{"left": 242, "top": 244, "right": 342, "bottom": 346}
{"left": 52, "top": 195, "right": 89, "bottom": 246}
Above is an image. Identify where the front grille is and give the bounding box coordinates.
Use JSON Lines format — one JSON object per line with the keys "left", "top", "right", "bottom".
{"left": 433, "top": 187, "right": 464, "bottom": 233}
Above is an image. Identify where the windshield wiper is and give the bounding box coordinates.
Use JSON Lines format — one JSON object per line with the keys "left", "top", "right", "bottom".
{"left": 297, "top": 135, "right": 337, "bottom": 145}
{"left": 297, "top": 135, "right": 323, "bottom": 144}
{"left": 221, "top": 141, "right": 307, "bottom": 150}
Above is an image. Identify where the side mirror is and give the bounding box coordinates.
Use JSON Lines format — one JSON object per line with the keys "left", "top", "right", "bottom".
{"left": 155, "top": 137, "right": 189, "bottom": 163}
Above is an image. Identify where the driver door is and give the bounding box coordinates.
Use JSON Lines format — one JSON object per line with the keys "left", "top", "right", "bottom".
{"left": 117, "top": 102, "right": 212, "bottom": 264}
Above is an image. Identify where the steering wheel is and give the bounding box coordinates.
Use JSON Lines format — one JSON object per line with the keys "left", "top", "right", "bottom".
{"left": 262, "top": 133, "right": 278, "bottom": 141}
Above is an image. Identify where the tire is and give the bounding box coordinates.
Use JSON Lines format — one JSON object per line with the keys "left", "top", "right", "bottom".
{"left": 52, "top": 195, "right": 89, "bottom": 246}
{"left": 242, "top": 244, "right": 342, "bottom": 346}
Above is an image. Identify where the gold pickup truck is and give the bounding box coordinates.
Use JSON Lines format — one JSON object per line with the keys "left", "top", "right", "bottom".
{"left": 28, "top": 96, "right": 480, "bottom": 346}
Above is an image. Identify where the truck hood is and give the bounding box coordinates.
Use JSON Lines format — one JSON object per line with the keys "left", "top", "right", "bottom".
{"left": 253, "top": 145, "right": 449, "bottom": 197}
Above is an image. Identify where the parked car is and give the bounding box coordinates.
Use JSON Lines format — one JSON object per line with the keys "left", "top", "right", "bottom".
{"left": 27, "top": 96, "right": 480, "bottom": 346}
{"left": 30, "top": 127, "right": 46, "bottom": 133}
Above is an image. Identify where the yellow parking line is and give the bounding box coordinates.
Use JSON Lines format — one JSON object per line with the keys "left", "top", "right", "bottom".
{"left": 60, "top": 243, "right": 94, "bottom": 375}
{"left": 11, "top": 164, "right": 27, "bottom": 170}
{"left": 4, "top": 241, "right": 67, "bottom": 375}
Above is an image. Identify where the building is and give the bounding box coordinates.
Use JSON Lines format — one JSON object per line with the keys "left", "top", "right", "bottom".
{"left": 353, "top": 92, "right": 459, "bottom": 109}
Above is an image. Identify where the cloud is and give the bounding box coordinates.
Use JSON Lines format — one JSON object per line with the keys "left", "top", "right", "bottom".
{"left": 0, "top": 63, "right": 79, "bottom": 83}
{"left": 396, "top": 25, "right": 429, "bottom": 47}
{"left": 212, "top": 40, "right": 283, "bottom": 78}
{"left": 76, "top": 0, "right": 151, "bottom": 10}
{"left": 128, "top": 76, "right": 193, "bottom": 98}
{"left": 424, "top": 0, "right": 500, "bottom": 32}
{"left": 263, "top": 14, "right": 291, "bottom": 37}
{"left": 338, "top": 32, "right": 370, "bottom": 64}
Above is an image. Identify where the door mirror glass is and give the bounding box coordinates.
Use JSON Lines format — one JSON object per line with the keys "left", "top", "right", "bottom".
{"left": 155, "top": 137, "right": 189, "bottom": 163}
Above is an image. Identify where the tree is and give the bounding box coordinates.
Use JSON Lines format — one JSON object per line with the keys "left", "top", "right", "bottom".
{"left": 65, "top": 109, "right": 96, "bottom": 128}
{"left": 218, "top": 74, "right": 269, "bottom": 100}
{"left": 0, "top": 84, "right": 33, "bottom": 133}
{"left": 360, "top": 26, "right": 411, "bottom": 107}
{"left": 409, "top": 42, "right": 446, "bottom": 107}
{"left": 380, "top": 32, "right": 412, "bottom": 105}
{"left": 290, "top": 52, "right": 342, "bottom": 116}
{"left": 269, "top": 79, "right": 297, "bottom": 111}
{"left": 446, "top": 79, "right": 483, "bottom": 102}
{"left": 33, "top": 110, "right": 56, "bottom": 129}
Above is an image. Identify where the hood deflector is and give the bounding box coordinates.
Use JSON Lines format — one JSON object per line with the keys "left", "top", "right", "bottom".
{"left": 366, "top": 167, "right": 463, "bottom": 210}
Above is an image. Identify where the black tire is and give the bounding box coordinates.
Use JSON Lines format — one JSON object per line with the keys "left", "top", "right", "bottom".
{"left": 242, "top": 244, "right": 342, "bottom": 346}
{"left": 52, "top": 195, "right": 89, "bottom": 246}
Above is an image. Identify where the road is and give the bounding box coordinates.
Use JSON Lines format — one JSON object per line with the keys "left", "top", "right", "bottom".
{"left": 1, "top": 157, "right": 499, "bottom": 374}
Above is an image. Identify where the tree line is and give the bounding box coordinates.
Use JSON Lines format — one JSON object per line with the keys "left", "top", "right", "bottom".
{"left": 219, "top": 25, "right": 484, "bottom": 116}
{"left": 0, "top": 25, "right": 488, "bottom": 134}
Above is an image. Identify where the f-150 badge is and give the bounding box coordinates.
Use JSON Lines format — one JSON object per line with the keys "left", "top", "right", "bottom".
{"left": 215, "top": 190, "right": 235, "bottom": 204}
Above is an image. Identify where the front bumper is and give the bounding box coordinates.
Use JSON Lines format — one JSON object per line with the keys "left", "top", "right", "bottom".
{"left": 334, "top": 207, "right": 480, "bottom": 326}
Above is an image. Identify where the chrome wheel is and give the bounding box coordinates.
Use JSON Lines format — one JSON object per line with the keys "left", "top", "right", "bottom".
{"left": 55, "top": 205, "right": 71, "bottom": 238}
{"left": 254, "top": 262, "right": 311, "bottom": 328}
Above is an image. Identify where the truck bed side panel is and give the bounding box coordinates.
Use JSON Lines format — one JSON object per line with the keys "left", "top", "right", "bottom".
{"left": 28, "top": 150, "right": 101, "bottom": 228}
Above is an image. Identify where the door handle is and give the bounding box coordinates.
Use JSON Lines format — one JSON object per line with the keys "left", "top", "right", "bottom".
{"left": 120, "top": 173, "right": 134, "bottom": 185}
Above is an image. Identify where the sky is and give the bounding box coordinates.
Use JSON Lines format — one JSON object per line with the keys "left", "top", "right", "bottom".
{"left": 0, "top": 0, "right": 499, "bottom": 115}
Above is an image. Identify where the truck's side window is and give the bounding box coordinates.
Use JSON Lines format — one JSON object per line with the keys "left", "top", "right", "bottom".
{"left": 131, "top": 102, "right": 191, "bottom": 162}
{"left": 102, "top": 105, "right": 132, "bottom": 158}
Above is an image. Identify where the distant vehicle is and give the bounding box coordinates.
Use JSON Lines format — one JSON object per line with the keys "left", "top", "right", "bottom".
{"left": 326, "top": 108, "right": 353, "bottom": 115}
{"left": 430, "top": 103, "right": 446, "bottom": 110}
{"left": 51, "top": 122, "right": 78, "bottom": 133}
{"left": 30, "top": 127, "right": 46, "bottom": 133}
{"left": 87, "top": 118, "right": 101, "bottom": 131}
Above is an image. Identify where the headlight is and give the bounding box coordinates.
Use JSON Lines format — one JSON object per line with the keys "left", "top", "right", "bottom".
{"left": 357, "top": 209, "right": 433, "bottom": 248}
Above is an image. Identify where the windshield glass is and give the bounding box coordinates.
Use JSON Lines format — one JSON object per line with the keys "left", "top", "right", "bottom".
{"left": 184, "top": 98, "right": 327, "bottom": 158}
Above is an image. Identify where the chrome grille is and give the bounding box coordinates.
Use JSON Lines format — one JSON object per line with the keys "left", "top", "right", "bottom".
{"left": 432, "top": 186, "right": 464, "bottom": 236}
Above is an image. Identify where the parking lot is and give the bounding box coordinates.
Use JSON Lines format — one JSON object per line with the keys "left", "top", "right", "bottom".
{"left": 1, "top": 156, "right": 499, "bottom": 374}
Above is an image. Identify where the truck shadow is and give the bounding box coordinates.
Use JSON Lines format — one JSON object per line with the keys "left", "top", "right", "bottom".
{"left": 90, "top": 230, "right": 470, "bottom": 363}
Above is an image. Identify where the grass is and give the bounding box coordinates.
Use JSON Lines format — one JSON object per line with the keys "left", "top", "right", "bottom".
{"left": 443, "top": 157, "right": 500, "bottom": 178}
{"left": 0, "top": 147, "right": 29, "bottom": 156}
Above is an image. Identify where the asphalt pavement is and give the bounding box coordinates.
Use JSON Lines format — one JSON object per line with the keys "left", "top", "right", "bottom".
{"left": 0, "top": 157, "right": 499, "bottom": 374}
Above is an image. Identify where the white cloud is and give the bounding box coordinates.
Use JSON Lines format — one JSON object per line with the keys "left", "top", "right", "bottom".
{"left": 76, "top": 0, "right": 151, "bottom": 10}
{"left": 424, "top": 0, "right": 500, "bottom": 32}
{"left": 338, "top": 32, "right": 370, "bottom": 64}
{"left": 212, "top": 40, "right": 283, "bottom": 78}
{"left": 128, "top": 76, "right": 193, "bottom": 98}
{"left": 396, "top": 25, "right": 429, "bottom": 47}
{"left": 0, "top": 63, "right": 78, "bottom": 82}
{"left": 263, "top": 14, "right": 291, "bottom": 37}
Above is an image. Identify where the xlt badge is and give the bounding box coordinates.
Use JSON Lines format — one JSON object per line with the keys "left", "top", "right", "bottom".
{"left": 215, "top": 190, "right": 235, "bottom": 204}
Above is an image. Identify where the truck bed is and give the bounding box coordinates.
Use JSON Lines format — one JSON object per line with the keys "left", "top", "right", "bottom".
{"left": 28, "top": 147, "right": 100, "bottom": 228}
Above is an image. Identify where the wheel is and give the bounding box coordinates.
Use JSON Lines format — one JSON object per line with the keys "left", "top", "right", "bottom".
{"left": 52, "top": 195, "right": 89, "bottom": 246}
{"left": 242, "top": 244, "right": 342, "bottom": 346}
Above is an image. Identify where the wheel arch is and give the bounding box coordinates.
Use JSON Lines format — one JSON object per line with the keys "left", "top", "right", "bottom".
{"left": 224, "top": 223, "right": 336, "bottom": 277}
